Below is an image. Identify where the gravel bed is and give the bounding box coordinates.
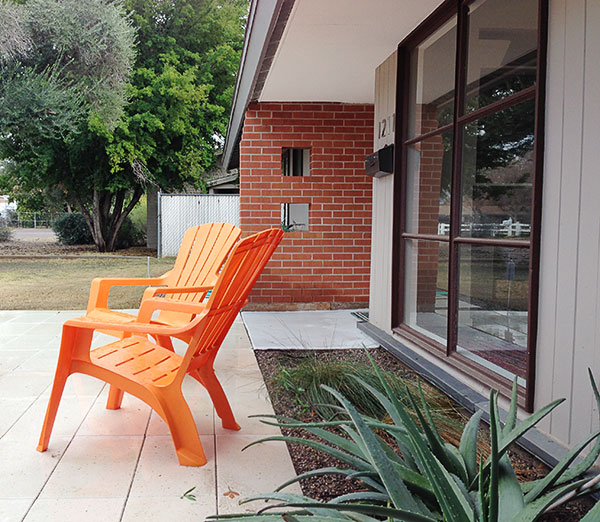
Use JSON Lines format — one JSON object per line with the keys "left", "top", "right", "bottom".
{"left": 254, "top": 348, "right": 595, "bottom": 521}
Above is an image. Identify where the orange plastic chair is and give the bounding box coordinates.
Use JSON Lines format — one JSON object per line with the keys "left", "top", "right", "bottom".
{"left": 37, "top": 228, "right": 284, "bottom": 466}
{"left": 85, "top": 222, "right": 242, "bottom": 336}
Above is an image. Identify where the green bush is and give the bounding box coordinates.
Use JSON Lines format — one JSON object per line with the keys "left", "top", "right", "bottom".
{"left": 215, "top": 356, "right": 600, "bottom": 522}
{"left": 128, "top": 195, "right": 147, "bottom": 239}
{"left": 0, "top": 217, "right": 13, "bottom": 242}
{"left": 52, "top": 212, "right": 144, "bottom": 249}
{"left": 52, "top": 213, "right": 93, "bottom": 245}
{"left": 114, "top": 216, "right": 144, "bottom": 249}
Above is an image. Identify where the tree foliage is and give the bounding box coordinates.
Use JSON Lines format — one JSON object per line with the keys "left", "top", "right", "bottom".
{"left": 106, "top": 0, "right": 248, "bottom": 190}
{"left": 0, "top": 0, "right": 248, "bottom": 251}
{"left": 0, "top": 0, "right": 136, "bottom": 129}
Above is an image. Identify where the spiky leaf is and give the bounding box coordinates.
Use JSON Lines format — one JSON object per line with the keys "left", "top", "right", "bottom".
{"left": 321, "top": 384, "right": 429, "bottom": 516}
{"left": 459, "top": 410, "right": 483, "bottom": 484}
{"left": 497, "top": 454, "right": 525, "bottom": 520}
{"left": 524, "top": 430, "right": 600, "bottom": 503}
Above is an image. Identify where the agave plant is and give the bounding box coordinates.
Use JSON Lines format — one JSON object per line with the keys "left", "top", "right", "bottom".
{"left": 212, "top": 355, "right": 600, "bottom": 522}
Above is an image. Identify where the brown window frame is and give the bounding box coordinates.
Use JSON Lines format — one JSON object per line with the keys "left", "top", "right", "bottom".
{"left": 392, "top": 0, "right": 548, "bottom": 411}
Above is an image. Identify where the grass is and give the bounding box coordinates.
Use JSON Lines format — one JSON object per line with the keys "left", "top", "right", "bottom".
{"left": 269, "top": 353, "right": 468, "bottom": 446}
{"left": 0, "top": 257, "right": 175, "bottom": 310}
{"left": 436, "top": 260, "right": 529, "bottom": 310}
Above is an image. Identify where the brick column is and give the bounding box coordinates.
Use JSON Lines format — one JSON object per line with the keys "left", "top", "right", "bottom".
{"left": 239, "top": 102, "right": 374, "bottom": 309}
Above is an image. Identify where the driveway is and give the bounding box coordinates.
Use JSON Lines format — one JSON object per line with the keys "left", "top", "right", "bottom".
{"left": 11, "top": 228, "right": 57, "bottom": 242}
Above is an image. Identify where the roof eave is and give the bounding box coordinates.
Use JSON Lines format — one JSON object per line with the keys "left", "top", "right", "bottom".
{"left": 222, "top": 0, "right": 294, "bottom": 171}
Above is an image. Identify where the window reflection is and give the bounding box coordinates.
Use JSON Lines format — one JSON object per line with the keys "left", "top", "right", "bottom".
{"left": 457, "top": 244, "right": 529, "bottom": 383}
{"left": 404, "top": 239, "right": 449, "bottom": 344}
{"left": 406, "top": 130, "right": 453, "bottom": 236}
{"left": 465, "top": 0, "right": 538, "bottom": 113}
{"left": 461, "top": 99, "right": 534, "bottom": 239}
{"left": 407, "top": 17, "right": 457, "bottom": 139}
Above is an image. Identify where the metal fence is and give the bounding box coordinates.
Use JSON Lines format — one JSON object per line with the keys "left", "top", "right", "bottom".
{"left": 3, "top": 211, "right": 66, "bottom": 228}
{"left": 158, "top": 193, "right": 240, "bottom": 257}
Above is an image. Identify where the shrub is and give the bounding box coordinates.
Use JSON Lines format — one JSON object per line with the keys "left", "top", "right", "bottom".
{"left": 114, "top": 216, "right": 144, "bottom": 249}
{"left": 128, "top": 196, "right": 147, "bottom": 239}
{"left": 52, "top": 213, "right": 93, "bottom": 245}
{"left": 215, "top": 356, "right": 600, "bottom": 521}
{"left": 0, "top": 217, "right": 13, "bottom": 242}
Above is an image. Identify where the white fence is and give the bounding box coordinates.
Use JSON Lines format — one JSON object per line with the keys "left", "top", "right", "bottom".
{"left": 158, "top": 193, "right": 240, "bottom": 257}
{"left": 437, "top": 221, "right": 531, "bottom": 238}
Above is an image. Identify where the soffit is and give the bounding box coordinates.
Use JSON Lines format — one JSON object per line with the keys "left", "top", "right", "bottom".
{"left": 258, "top": 0, "right": 445, "bottom": 103}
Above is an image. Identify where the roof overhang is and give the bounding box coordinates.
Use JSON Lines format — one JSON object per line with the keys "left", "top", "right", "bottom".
{"left": 223, "top": 0, "right": 445, "bottom": 170}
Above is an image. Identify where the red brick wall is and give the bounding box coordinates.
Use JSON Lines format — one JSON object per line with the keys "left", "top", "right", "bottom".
{"left": 413, "top": 105, "right": 444, "bottom": 312}
{"left": 239, "top": 102, "right": 374, "bottom": 309}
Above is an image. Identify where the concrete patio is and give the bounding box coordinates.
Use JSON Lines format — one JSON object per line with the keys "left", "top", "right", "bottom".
{"left": 241, "top": 309, "right": 378, "bottom": 350}
{"left": 0, "top": 310, "right": 299, "bottom": 522}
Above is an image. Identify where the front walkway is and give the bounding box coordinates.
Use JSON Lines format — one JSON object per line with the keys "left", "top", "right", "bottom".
{"left": 242, "top": 309, "right": 378, "bottom": 350}
{"left": 0, "top": 311, "right": 298, "bottom": 522}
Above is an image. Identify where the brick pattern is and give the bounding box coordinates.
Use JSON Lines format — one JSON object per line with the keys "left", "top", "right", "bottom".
{"left": 239, "top": 102, "right": 374, "bottom": 308}
{"left": 413, "top": 105, "right": 444, "bottom": 312}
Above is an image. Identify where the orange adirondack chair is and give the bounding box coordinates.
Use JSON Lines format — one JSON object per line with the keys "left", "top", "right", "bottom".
{"left": 85, "top": 222, "right": 241, "bottom": 338}
{"left": 37, "top": 228, "right": 283, "bottom": 466}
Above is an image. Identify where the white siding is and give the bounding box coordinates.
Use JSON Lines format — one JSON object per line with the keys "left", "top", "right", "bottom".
{"left": 369, "top": 51, "right": 397, "bottom": 331}
{"left": 368, "top": 1, "right": 600, "bottom": 449}
{"left": 535, "top": 0, "right": 600, "bottom": 445}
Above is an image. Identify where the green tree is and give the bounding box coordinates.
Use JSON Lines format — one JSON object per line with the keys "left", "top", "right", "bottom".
{"left": 0, "top": 0, "right": 248, "bottom": 252}
{"left": 92, "top": 0, "right": 247, "bottom": 251}
{"left": 86, "top": 0, "right": 248, "bottom": 251}
{"left": 0, "top": 0, "right": 136, "bottom": 249}
{"left": 100, "top": 0, "right": 248, "bottom": 213}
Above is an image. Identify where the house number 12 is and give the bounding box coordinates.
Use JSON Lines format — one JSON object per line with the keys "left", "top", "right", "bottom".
{"left": 378, "top": 114, "right": 395, "bottom": 139}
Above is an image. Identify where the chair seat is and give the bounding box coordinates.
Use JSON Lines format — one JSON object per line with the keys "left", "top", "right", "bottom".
{"left": 91, "top": 337, "right": 182, "bottom": 387}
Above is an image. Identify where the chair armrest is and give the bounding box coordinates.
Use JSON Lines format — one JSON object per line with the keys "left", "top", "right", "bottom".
{"left": 86, "top": 275, "right": 168, "bottom": 312}
{"left": 136, "top": 297, "right": 208, "bottom": 323}
{"left": 144, "top": 285, "right": 213, "bottom": 297}
{"left": 64, "top": 313, "right": 201, "bottom": 337}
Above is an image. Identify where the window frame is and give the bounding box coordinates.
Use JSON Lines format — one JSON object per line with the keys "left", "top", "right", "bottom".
{"left": 282, "top": 147, "right": 310, "bottom": 177}
{"left": 281, "top": 202, "right": 309, "bottom": 232}
{"left": 391, "top": 0, "right": 548, "bottom": 411}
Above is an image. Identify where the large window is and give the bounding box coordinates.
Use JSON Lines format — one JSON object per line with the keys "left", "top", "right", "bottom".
{"left": 394, "top": 0, "right": 546, "bottom": 410}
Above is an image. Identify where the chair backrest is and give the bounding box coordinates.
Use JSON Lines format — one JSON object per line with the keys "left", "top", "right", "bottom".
{"left": 157, "top": 223, "right": 241, "bottom": 324}
{"left": 184, "top": 228, "right": 283, "bottom": 366}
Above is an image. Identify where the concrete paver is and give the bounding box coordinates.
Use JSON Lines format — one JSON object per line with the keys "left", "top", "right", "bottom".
{"left": 0, "top": 310, "right": 299, "bottom": 521}
{"left": 242, "top": 309, "right": 378, "bottom": 350}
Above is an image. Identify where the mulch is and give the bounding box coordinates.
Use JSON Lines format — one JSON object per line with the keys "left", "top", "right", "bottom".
{"left": 254, "top": 348, "right": 595, "bottom": 521}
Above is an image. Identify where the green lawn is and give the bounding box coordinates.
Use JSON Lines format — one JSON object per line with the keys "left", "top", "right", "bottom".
{"left": 0, "top": 257, "right": 175, "bottom": 310}
{"left": 436, "top": 261, "right": 529, "bottom": 311}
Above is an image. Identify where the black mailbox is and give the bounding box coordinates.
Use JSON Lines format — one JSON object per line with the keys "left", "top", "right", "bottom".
{"left": 365, "top": 144, "right": 394, "bottom": 178}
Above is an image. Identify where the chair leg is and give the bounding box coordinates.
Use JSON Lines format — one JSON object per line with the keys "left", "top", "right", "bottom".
{"left": 192, "top": 367, "right": 240, "bottom": 431}
{"left": 157, "top": 391, "right": 207, "bottom": 466}
{"left": 38, "top": 324, "right": 92, "bottom": 452}
{"left": 106, "top": 385, "right": 125, "bottom": 410}
{"left": 37, "top": 364, "right": 70, "bottom": 452}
